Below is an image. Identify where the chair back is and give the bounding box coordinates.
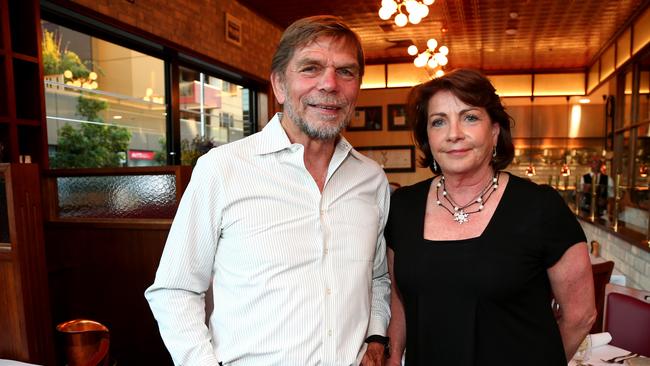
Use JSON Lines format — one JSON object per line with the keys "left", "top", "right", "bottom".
{"left": 590, "top": 260, "right": 614, "bottom": 333}
{"left": 57, "top": 319, "right": 110, "bottom": 366}
{"left": 604, "top": 284, "right": 650, "bottom": 357}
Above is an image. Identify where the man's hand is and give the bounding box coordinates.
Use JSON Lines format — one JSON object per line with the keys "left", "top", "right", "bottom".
{"left": 360, "top": 342, "right": 386, "bottom": 366}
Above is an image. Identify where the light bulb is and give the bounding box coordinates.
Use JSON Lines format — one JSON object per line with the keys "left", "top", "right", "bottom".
{"left": 404, "top": 0, "right": 418, "bottom": 13}
{"left": 438, "top": 54, "right": 448, "bottom": 66}
{"left": 407, "top": 45, "right": 419, "bottom": 56}
{"left": 418, "top": 4, "right": 429, "bottom": 17}
{"left": 427, "top": 57, "right": 438, "bottom": 68}
{"left": 63, "top": 70, "right": 73, "bottom": 79}
{"left": 423, "top": 0, "right": 434, "bottom": 5}
{"left": 414, "top": 55, "right": 427, "bottom": 68}
{"left": 378, "top": 6, "right": 394, "bottom": 20}
{"left": 427, "top": 38, "right": 438, "bottom": 51}
{"left": 89, "top": 71, "right": 98, "bottom": 80}
{"left": 395, "top": 13, "right": 408, "bottom": 27}
{"left": 438, "top": 45, "right": 449, "bottom": 55}
{"left": 409, "top": 13, "right": 422, "bottom": 24}
{"left": 435, "top": 69, "right": 445, "bottom": 77}
{"left": 382, "top": 0, "right": 396, "bottom": 7}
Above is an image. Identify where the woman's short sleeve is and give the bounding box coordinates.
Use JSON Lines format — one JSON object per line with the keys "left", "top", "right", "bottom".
{"left": 384, "top": 188, "right": 404, "bottom": 250}
{"left": 540, "top": 185, "right": 587, "bottom": 267}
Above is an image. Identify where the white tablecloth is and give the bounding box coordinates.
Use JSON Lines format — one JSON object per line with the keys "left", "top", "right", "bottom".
{"left": 568, "top": 344, "right": 634, "bottom": 366}
{"left": 0, "top": 360, "right": 41, "bottom": 366}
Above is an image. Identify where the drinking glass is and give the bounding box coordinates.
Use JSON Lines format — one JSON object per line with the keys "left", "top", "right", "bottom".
{"left": 573, "top": 334, "right": 592, "bottom": 365}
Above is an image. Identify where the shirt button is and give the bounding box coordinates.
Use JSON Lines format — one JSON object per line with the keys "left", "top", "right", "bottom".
{"left": 324, "top": 248, "right": 329, "bottom": 255}
{"left": 326, "top": 288, "right": 331, "bottom": 295}
{"left": 328, "top": 330, "right": 332, "bottom": 336}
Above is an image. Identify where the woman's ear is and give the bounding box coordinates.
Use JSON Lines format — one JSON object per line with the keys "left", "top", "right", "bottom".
{"left": 492, "top": 122, "right": 500, "bottom": 144}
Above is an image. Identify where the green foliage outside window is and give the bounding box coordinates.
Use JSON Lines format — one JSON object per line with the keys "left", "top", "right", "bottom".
{"left": 181, "top": 136, "right": 215, "bottom": 166}
{"left": 50, "top": 96, "right": 131, "bottom": 168}
{"left": 42, "top": 29, "right": 92, "bottom": 78}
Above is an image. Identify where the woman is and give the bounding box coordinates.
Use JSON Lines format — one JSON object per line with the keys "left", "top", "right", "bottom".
{"left": 385, "top": 69, "right": 596, "bottom": 366}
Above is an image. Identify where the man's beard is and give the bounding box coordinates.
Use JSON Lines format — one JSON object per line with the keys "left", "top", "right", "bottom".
{"left": 284, "top": 93, "right": 351, "bottom": 140}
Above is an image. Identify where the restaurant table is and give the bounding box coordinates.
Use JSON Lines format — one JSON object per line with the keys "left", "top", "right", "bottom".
{"left": 568, "top": 344, "right": 641, "bottom": 366}
{"left": 0, "top": 361, "right": 41, "bottom": 366}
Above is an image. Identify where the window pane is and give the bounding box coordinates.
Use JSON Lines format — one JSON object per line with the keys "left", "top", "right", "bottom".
{"left": 179, "top": 66, "right": 252, "bottom": 165}
{"left": 42, "top": 21, "right": 167, "bottom": 168}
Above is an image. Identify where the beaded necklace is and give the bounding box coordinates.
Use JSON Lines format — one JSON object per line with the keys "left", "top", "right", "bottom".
{"left": 435, "top": 171, "right": 500, "bottom": 224}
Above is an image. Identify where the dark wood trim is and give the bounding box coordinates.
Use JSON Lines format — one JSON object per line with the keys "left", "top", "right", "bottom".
{"left": 45, "top": 218, "right": 172, "bottom": 230}
{"left": 43, "top": 165, "right": 189, "bottom": 177}
{"left": 577, "top": 215, "right": 650, "bottom": 253}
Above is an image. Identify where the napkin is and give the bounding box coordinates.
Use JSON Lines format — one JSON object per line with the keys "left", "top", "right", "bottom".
{"left": 590, "top": 332, "right": 612, "bottom": 348}
{"left": 625, "top": 357, "right": 650, "bottom": 366}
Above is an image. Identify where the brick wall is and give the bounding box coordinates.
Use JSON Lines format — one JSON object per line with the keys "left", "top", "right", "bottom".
{"left": 580, "top": 220, "right": 650, "bottom": 291}
{"left": 71, "top": 0, "right": 282, "bottom": 82}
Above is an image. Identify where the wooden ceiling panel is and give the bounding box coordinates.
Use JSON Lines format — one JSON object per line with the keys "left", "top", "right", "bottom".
{"left": 238, "top": 0, "right": 648, "bottom": 73}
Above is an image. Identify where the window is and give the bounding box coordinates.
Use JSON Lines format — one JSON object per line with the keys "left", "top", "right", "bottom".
{"left": 42, "top": 21, "right": 167, "bottom": 168}
{"left": 179, "top": 66, "right": 253, "bottom": 165}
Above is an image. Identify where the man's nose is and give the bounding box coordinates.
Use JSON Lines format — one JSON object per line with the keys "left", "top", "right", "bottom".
{"left": 318, "top": 67, "right": 338, "bottom": 92}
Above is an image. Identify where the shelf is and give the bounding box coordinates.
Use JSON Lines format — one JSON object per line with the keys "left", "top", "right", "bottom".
{"left": 12, "top": 58, "right": 41, "bottom": 120}
{"left": 18, "top": 124, "right": 41, "bottom": 164}
{"left": 8, "top": 0, "right": 38, "bottom": 57}
{"left": 15, "top": 118, "right": 41, "bottom": 126}
{"left": 12, "top": 52, "right": 38, "bottom": 63}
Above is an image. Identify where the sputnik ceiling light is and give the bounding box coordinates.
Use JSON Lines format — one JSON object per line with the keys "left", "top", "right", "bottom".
{"left": 378, "top": 0, "right": 434, "bottom": 27}
{"left": 408, "top": 38, "right": 449, "bottom": 77}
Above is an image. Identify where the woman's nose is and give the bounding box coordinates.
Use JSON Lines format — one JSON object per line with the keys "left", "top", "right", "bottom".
{"left": 446, "top": 120, "right": 464, "bottom": 141}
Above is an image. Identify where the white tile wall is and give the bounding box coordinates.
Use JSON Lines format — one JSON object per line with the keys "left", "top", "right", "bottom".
{"left": 579, "top": 220, "right": 650, "bottom": 291}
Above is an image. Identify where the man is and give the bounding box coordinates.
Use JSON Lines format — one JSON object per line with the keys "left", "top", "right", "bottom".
{"left": 145, "top": 16, "right": 390, "bottom": 366}
{"left": 580, "top": 156, "right": 614, "bottom": 218}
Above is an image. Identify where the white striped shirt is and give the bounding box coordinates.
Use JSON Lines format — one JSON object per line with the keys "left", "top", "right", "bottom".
{"left": 145, "top": 113, "right": 391, "bottom": 366}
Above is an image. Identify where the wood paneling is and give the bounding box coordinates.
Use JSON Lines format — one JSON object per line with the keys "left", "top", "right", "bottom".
{"left": 0, "top": 163, "right": 55, "bottom": 365}
{"left": 45, "top": 223, "right": 173, "bottom": 366}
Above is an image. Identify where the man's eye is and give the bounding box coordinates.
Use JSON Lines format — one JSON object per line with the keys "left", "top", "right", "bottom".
{"left": 300, "top": 66, "right": 321, "bottom": 74}
{"left": 337, "top": 68, "right": 358, "bottom": 79}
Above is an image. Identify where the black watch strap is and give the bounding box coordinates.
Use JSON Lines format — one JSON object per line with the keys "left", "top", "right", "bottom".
{"left": 365, "top": 335, "right": 390, "bottom": 357}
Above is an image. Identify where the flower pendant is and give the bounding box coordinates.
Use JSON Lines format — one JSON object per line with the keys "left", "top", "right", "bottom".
{"left": 454, "top": 210, "right": 469, "bottom": 224}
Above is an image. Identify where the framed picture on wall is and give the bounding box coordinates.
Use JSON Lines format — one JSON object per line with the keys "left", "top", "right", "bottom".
{"left": 356, "top": 145, "right": 415, "bottom": 172}
{"left": 347, "top": 106, "right": 382, "bottom": 131}
{"left": 225, "top": 13, "right": 242, "bottom": 47}
{"left": 387, "top": 104, "right": 409, "bottom": 130}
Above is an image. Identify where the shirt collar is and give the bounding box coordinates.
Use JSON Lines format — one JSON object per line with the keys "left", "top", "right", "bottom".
{"left": 254, "top": 112, "right": 362, "bottom": 161}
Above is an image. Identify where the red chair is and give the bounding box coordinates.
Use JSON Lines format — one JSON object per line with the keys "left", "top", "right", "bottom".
{"left": 603, "top": 284, "right": 650, "bottom": 357}
{"left": 590, "top": 260, "right": 614, "bottom": 333}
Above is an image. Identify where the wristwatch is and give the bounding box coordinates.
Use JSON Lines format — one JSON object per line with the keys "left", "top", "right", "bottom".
{"left": 365, "top": 335, "right": 390, "bottom": 357}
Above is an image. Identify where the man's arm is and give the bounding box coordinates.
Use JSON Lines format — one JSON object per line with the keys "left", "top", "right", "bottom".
{"left": 145, "top": 154, "right": 223, "bottom": 365}
{"left": 361, "top": 183, "right": 392, "bottom": 366}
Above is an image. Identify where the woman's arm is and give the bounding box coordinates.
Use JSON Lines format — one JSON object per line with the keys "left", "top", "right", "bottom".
{"left": 547, "top": 242, "right": 597, "bottom": 360}
{"left": 386, "top": 248, "right": 406, "bottom": 366}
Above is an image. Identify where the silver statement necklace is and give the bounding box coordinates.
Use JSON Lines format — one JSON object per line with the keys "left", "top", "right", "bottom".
{"left": 435, "top": 171, "right": 500, "bottom": 224}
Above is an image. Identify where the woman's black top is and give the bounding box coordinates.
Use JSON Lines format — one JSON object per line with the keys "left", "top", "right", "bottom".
{"left": 385, "top": 173, "right": 586, "bottom": 366}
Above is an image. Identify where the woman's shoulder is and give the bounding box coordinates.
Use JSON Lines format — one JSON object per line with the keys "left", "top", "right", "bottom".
{"left": 504, "top": 172, "right": 565, "bottom": 207}
{"left": 392, "top": 177, "right": 434, "bottom": 199}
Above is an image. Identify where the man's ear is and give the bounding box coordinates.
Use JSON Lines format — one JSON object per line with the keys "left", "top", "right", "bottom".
{"left": 270, "top": 72, "right": 286, "bottom": 105}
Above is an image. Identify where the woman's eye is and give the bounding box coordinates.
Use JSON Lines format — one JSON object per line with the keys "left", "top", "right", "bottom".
{"left": 430, "top": 118, "right": 445, "bottom": 127}
{"left": 464, "top": 114, "right": 479, "bottom": 122}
